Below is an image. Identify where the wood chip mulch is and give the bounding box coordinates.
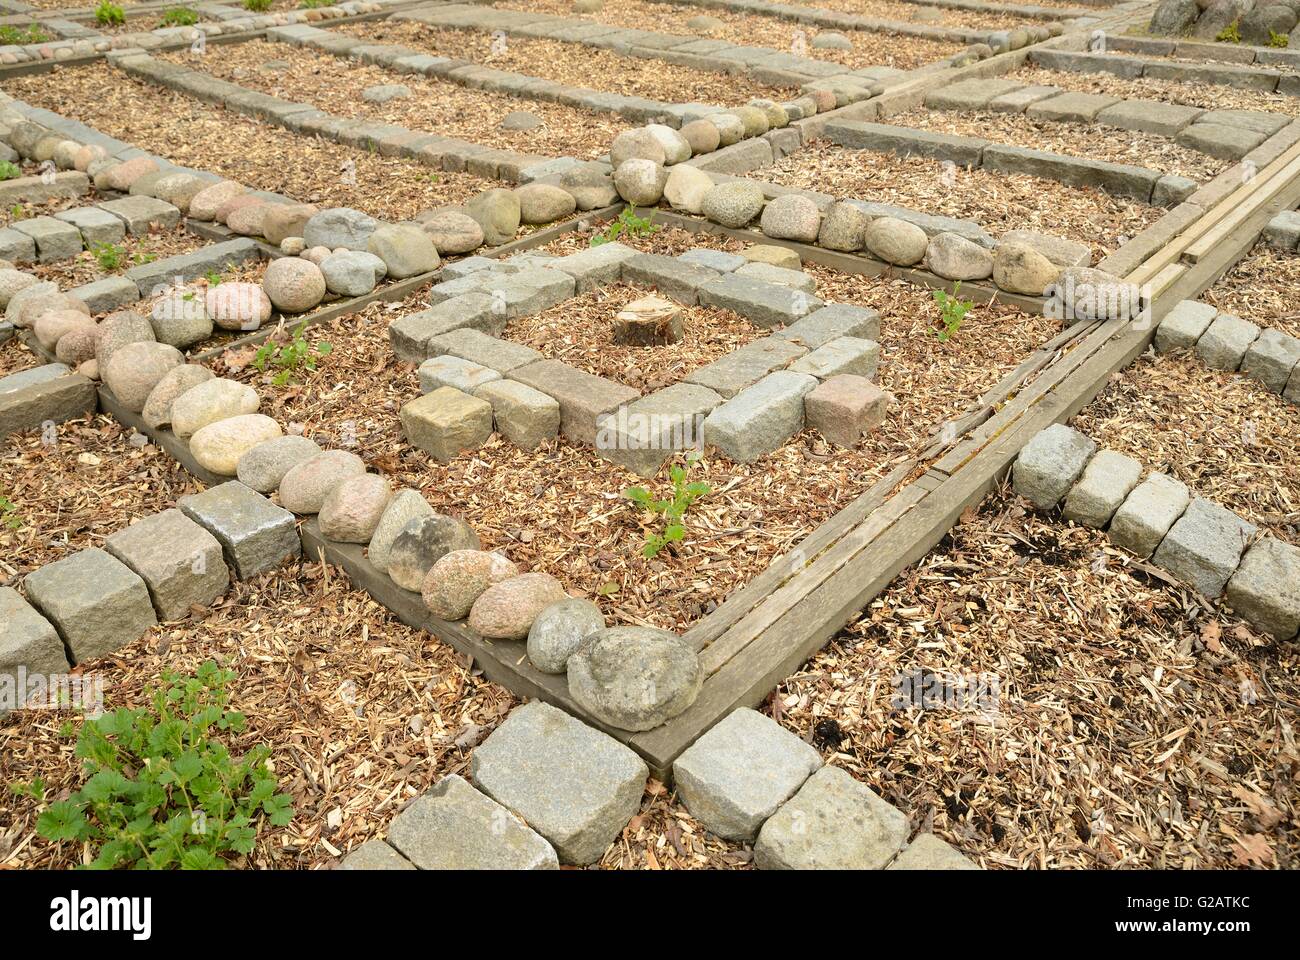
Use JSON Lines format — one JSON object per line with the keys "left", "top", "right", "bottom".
{"left": 497, "top": 0, "right": 967, "bottom": 69}
{"left": 338, "top": 18, "right": 802, "bottom": 102}
{"left": 753, "top": 138, "right": 1164, "bottom": 259}
{"left": 1200, "top": 239, "right": 1300, "bottom": 339}
{"left": 157, "top": 40, "right": 630, "bottom": 162}
{"left": 30, "top": 224, "right": 208, "bottom": 290}
{"left": 505, "top": 280, "right": 766, "bottom": 392}
{"left": 1070, "top": 350, "right": 1300, "bottom": 542}
{"left": 4, "top": 63, "right": 496, "bottom": 223}
{"left": 189, "top": 221, "right": 1052, "bottom": 631}
{"left": 772, "top": 481, "right": 1299, "bottom": 869}
{"left": 0, "top": 335, "right": 40, "bottom": 380}
{"left": 891, "top": 105, "right": 1227, "bottom": 182}
{"left": 1009, "top": 63, "right": 1300, "bottom": 120}
{"left": 1, "top": 413, "right": 205, "bottom": 577}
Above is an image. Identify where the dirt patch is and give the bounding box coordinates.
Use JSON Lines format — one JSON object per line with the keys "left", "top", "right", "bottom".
{"left": 337, "top": 18, "right": 801, "bottom": 103}
{"left": 4, "top": 62, "right": 496, "bottom": 222}
{"left": 1070, "top": 350, "right": 1300, "bottom": 541}
{"left": 505, "top": 281, "right": 766, "bottom": 392}
{"left": 889, "top": 105, "right": 1227, "bottom": 181}
{"left": 753, "top": 138, "right": 1164, "bottom": 260}
{"left": 1009, "top": 63, "right": 1300, "bottom": 119}
{"left": 498, "top": 0, "right": 967, "bottom": 70}
{"left": 774, "top": 483, "right": 1300, "bottom": 868}
{"left": 158, "top": 39, "right": 629, "bottom": 161}
{"left": 1199, "top": 241, "right": 1300, "bottom": 339}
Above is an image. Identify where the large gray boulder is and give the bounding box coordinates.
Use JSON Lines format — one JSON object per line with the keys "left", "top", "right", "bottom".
{"left": 566, "top": 626, "right": 703, "bottom": 731}
{"left": 526, "top": 598, "right": 606, "bottom": 674}
{"left": 1149, "top": 0, "right": 1200, "bottom": 34}
{"left": 302, "top": 207, "right": 378, "bottom": 250}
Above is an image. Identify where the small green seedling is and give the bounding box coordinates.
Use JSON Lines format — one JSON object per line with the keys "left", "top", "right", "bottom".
{"left": 0, "top": 161, "right": 20, "bottom": 182}
{"left": 299, "top": 0, "right": 334, "bottom": 8}
{"left": 1216, "top": 21, "right": 1241, "bottom": 43}
{"left": 252, "top": 320, "right": 333, "bottom": 386}
{"left": 204, "top": 268, "right": 223, "bottom": 287}
{"left": 0, "top": 492, "right": 22, "bottom": 531}
{"left": 33, "top": 661, "right": 295, "bottom": 870}
{"left": 932, "top": 281, "right": 973, "bottom": 342}
{"left": 159, "top": 6, "right": 199, "bottom": 26}
{"left": 243, "top": 0, "right": 273, "bottom": 11}
{"left": 624, "top": 455, "right": 711, "bottom": 558}
{"left": 1269, "top": 29, "right": 1290, "bottom": 48}
{"left": 0, "top": 24, "right": 51, "bottom": 44}
{"left": 91, "top": 241, "right": 127, "bottom": 271}
{"left": 9, "top": 204, "right": 25, "bottom": 222}
{"left": 95, "top": 1, "right": 126, "bottom": 26}
{"left": 591, "top": 205, "right": 658, "bottom": 247}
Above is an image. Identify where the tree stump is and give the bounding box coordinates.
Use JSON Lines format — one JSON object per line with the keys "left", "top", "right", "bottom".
{"left": 613, "top": 295, "right": 685, "bottom": 346}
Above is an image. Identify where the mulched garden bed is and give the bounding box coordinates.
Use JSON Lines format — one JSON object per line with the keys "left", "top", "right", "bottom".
{"left": 1007, "top": 63, "right": 1300, "bottom": 119}
{"left": 158, "top": 39, "right": 629, "bottom": 162}
{"left": 1071, "top": 350, "right": 1300, "bottom": 541}
{"left": 30, "top": 223, "right": 208, "bottom": 289}
{"left": 4, "top": 63, "right": 497, "bottom": 222}
{"left": 752, "top": 139, "right": 1166, "bottom": 260}
{"left": 0, "top": 412, "right": 204, "bottom": 577}
{"left": 1198, "top": 240, "right": 1300, "bottom": 339}
{"left": 0, "top": 334, "right": 39, "bottom": 379}
{"left": 336, "top": 18, "right": 802, "bottom": 103}
{"left": 783, "top": 0, "right": 1024, "bottom": 29}
{"left": 773, "top": 481, "right": 1299, "bottom": 868}
{"left": 890, "top": 106, "right": 1227, "bottom": 181}
{"left": 198, "top": 224, "right": 1054, "bottom": 631}
{"left": 505, "top": 280, "right": 766, "bottom": 392}
{"left": 497, "top": 0, "right": 968, "bottom": 70}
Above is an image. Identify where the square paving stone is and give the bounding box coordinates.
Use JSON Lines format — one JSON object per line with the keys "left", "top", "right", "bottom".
{"left": 552, "top": 241, "right": 639, "bottom": 293}
{"left": 1011, "top": 423, "right": 1097, "bottom": 510}
{"left": 1177, "top": 123, "right": 1265, "bottom": 160}
{"left": 427, "top": 328, "right": 542, "bottom": 373}
{"left": 1196, "top": 313, "right": 1261, "bottom": 371}
{"left": 678, "top": 249, "right": 746, "bottom": 273}
{"left": 673, "top": 707, "right": 822, "bottom": 841}
{"left": 733, "top": 261, "right": 817, "bottom": 294}
{"left": 789, "top": 336, "right": 880, "bottom": 380}
{"left": 1026, "top": 92, "right": 1121, "bottom": 122}
{"left": 2, "top": 586, "right": 71, "bottom": 713}
{"left": 418, "top": 354, "right": 502, "bottom": 394}
{"left": 754, "top": 766, "right": 909, "bottom": 870}
{"left": 594, "top": 382, "right": 722, "bottom": 476}
{"left": 1107, "top": 472, "right": 1190, "bottom": 559}
{"left": 54, "top": 206, "right": 127, "bottom": 247}
{"left": 472, "top": 379, "right": 560, "bottom": 451}
{"left": 887, "top": 833, "right": 980, "bottom": 870}
{"left": 621, "top": 253, "right": 720, "bottom": 305}
{"left": 1225, "top": 537, "right": 1300, "bottom": 641}
{"left": 1096, "top": 99, "right": 1204, "bottom": 136}
{"left": 509, "top": 359, "right": 640, "bottom": 445}
{"left": 1240, "top": 329, "right": 1300, "bottom": 393}
{"left": 96, "top": 196, "right": 182, "bottom": 236}
{"left": 387, "top": 774, "right": 558, "bottom": 870}
{"left": 470, "top": 701, "right": 648, "bottom": 865}
{"left": 71, "top": 276, "right": 140, "bottom": 314}
{"left": 1264, "top": 210, "right": 1300, "bottom": 251}
{"left": 704, "top": 370, "right": 817, "bottom": 462}
{"left": 338, "top": 840, "right": 416, "bottom": 870}
{"left": 987, "top": 85, "right": 1062, "bottom": 114}
{"left": 23, "top": 548, "right": 157, "bottom": 665}
{"left": 388, "top": 294, "right": 505, "bottom": 363}
{"left": 773, "top": 303, "right": 881, "bottom": 347}
{"left": 178, "top": 481, "right": 301, "bottom": 580}
{"left": 10, "top": 216, "right": 84, "bottom": 264}
{"left": 923, "top": 78, "right": 1025, "bottom": 111}
{"left": 1155, "top": 299, "right": 1218, "bottom": 353}
{"left": 1288, "top": 363, "right": 1300, "bottom": 404}
{"left": 104, "top": 509, "right": 230, "bottom": 621}
{"left": 0, "top": 228, "right": 36, "bottom": 264}
{"left": 803, "top": 373, "right": 887, "bottom": 447}
{"left": 1152, "top": 497, "right": 1257, "bottom": 598}
{"left": 698, "top": 274, "right": 823, "bottom": 328}
{"left": 685, "top": 338, "right": 808, "bottom": 399}
{"left": 401, "top": 386, "right": 495, "bottom": 462}
{"left": 1061, "top": 448, "right": 1142, "bottom": 529}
